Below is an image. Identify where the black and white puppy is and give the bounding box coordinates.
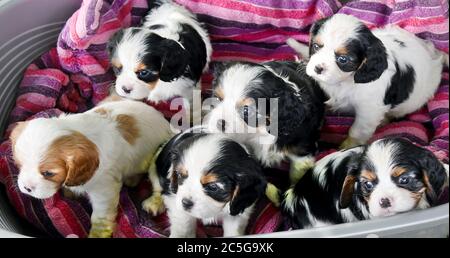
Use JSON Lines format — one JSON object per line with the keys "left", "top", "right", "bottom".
{"left": 206, "top": 61, "right": 326, "bottom": 167}
{"left": 107, "top": 0, "right": 212, "bottom": 103}
{"left": 282, "top": 137, "right": 449, "bottom": 229}
{"left": 288, "top": 14, "right": 448, "bottom": 149}
{"left": 153, "top": 128, "right": 266, "bottom": 237}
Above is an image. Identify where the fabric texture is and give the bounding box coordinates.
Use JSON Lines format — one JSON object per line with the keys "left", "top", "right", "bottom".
{"left": 0, "top": 0, "right": 448, "bottom": 237}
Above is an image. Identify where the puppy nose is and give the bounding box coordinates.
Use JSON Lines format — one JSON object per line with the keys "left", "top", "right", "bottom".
{"left": 314, "top": 65, "right": 324, "bottom": 74}
{"left": 121, "top": 86, "right": 132, "bottom": 94}
{"left": 182, "top": 198, "right": 194, "bottom": 210}
{"left": 379, "top": 198, "right": 391, "bottom": 208}
{"left": 24, "top": 186, "right": 34, "bottom": 193}
{"left": 217, "top": 119, "right": 226, "bottom": 132}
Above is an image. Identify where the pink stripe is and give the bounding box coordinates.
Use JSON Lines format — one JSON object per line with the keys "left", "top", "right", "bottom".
{"left": 178, "top": 0, "right": 322, "bottom": 28}
{"left": 375, "top": 124, "right": 429, "bottom": 141}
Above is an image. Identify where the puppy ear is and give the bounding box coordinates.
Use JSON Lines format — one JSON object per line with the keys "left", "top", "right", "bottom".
{"left": 418, "top": 151, "right": 448, "bottom": 205}
{"left": 339, "top": 153, "right": 362, "bottom": 209}
{"left": 60, "top": 133, "right": 99, "bottom": 187}
{"left": 229, "top": 165, "right": 267, "bottom": 216}
{"left": 158, "top": 39, "right": 189, "bottom": 82}
{"left": 354, "top": 31, "right": 388, "bottom": 83}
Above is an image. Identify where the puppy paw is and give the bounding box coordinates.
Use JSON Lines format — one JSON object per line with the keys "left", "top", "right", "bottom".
{"left": 142, "top": 193, "right": 165, "bottom": 216}
{"left": 88, "top": 219, "right": 115, "bottom": 238}
{"left": 265, "top": 183, "right": 281, "bottom": 207}
{"left": 339, "top": 137, "right": 361, "bottom": 149}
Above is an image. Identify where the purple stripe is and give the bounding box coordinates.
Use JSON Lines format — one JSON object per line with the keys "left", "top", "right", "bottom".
{"left": 433, "top": 113, "right": 449, "bottom": 127}
{"left": 430, "top": 108, "right": 449, "bottom": 118}
{"left": 18, "top": 85, "right": 61, "bottom": 99}
{"left": 416, "top": 31, "right": 449, "bottom": 41}
{"left": 21, "top": 77, "right": 65, "bottom": 90}
{"left": 198, "top": 14, "right": 310, "bottom": 32}
{"left": 237, "top": 0, "right": 337, "bottom": 10}
{"left": 339, "top": 8, "right": 390, "bottom": 24}
{"left": 395, "top": 0, "right": 446, "bottom": 10}
{"left": 213, "top": 42, "right": 293, "bottom": 54}
{"left": 393, "top": 5, "right": 450, "bottom": 18}
{"left": 343, "top": 1, "right": 392, "bottom": 14}
{"left": 437, "top": 85, "right": 449, "bottom": 94}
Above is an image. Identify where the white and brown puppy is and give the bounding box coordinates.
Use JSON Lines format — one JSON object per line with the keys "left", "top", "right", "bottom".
{"left": 151, "top": 127, "right": 266, "bottom": 237}
{"left": 288, "top": 14, "right": 448, "bottom": 149}
{"left": 108, "top": 0, "right": 212, "bottom": 104}
{"left": 10, "top": 99, "right": 173, "bottom": 237}
{"left": 282, "top": 137, "right": 449, "bottom": 229}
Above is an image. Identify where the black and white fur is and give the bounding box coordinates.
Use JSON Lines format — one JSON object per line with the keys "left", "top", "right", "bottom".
{"left": 205, "top": 61, "right": 326, "bottom": 167}
{"left": 107, "top": 0, "right": 211, "bottom": 103}
{"left": 282, "top": 137, "right": 449, "bottom": 229}
{"left": 288, "top": 14, "right": 448, "bottom": 149}
{"left": 152, "top": 127, "right": 266, "bottom": 237}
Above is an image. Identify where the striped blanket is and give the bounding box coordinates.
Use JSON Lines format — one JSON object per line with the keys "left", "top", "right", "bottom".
{"left": 0, "top": 0, "right": 448, "bottom": 237}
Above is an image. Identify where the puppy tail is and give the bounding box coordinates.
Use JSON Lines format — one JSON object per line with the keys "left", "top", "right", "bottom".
{"left": 286, "top": 38, "right": 309, "bottom": 59}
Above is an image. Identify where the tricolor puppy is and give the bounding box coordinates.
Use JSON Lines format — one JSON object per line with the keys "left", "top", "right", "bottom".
{"left": 289, "top": 14, "right": 448, "bottom": 149}
{"left": 108, "top": 0, "right": 212, "bottom": 103}
{"left": 282, "top": 138, "right": 449, "bottom": 229}
{"left": 205, "top": 61, "right": 326, "bottom": 167}
{"left": 10, "top": 99, "right": 173, "bottom": 237}
{"left": 150, "top": 128, "right": 266, "bottom": 237}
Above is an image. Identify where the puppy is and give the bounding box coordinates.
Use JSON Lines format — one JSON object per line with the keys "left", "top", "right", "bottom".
{"left": 205, "top": 61, "right": 326, "bottom": 167}
{"left": 281, "top": 137, "right": 449, "bottom": 229}
{"left": 149, "top": 127, "right": 266, "bottom": 237}
{"left": 10, "top": 99, "right": 173, "bottom": 237}
{"left": 288, "top": 14, "right": 448, "bottom": 149}
{"left": 107, "top": 0, "right": 212, "bottom": 103}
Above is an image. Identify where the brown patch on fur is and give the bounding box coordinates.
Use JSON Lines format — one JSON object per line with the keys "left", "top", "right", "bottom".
{"left": 311, "top": 35, "right": 323, "bottom": 46}
{"left": 200, "top": 173, "right": 218, "bottom": 185}
{"left": 111, "top": 59, "right": 122, "bottom": 69}
{"left": 9, "top": 121, "right": 29, "bottom": 167}
{"left": 175, "top": 165, "right": 188, "bottom": 177}
{"left": 215, "top": 87, "right": 225, "bottom": 100}
{"left": 115, "top": 114, "right": 140, "bottom": 145}
{"left": 94, "top": 108, "right": 109, "bottom": 116}
{"left": 339, "top": 175, "right": 356, "bottom": 208}
{"left": 41, "top": 131, "right": 99, "bottom": 187}
{"left": 391, "top": 167, "right": 407, "bottom": 178}
{"left": 422, "top": 172, "right": 437, "bottom": 201}
{"left": 361, "top": 170, "right": 377, "bottom": 181}
{"left": 335, "top": 47, "right": 348, "bottom": 56}
{"left": 100, "top": 94, "right": 123, "bottom": 104}
{"left": 135, "top": 63, "right": 147, "bottom": 72}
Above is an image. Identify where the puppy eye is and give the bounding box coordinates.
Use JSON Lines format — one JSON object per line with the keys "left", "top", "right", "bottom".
{"left": 136, "top": 69, "right": 158, "bottom": 82}
{"left": 398, "top": 176, "right": 410, "bottom": 185}
{"left": 363, "top": 181, "right": 374, "bottom": 191}
{"left": 312, "top": 43, "right": 321, "bottom": 51}
{"left": 205, "top": 183, "right": 220, "bottom": 192}
{"left": 337, "top": 55, "right": 349, "bottom": 64}
{"left": 41, "top": 171, "right": 55, "bottom": 178}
